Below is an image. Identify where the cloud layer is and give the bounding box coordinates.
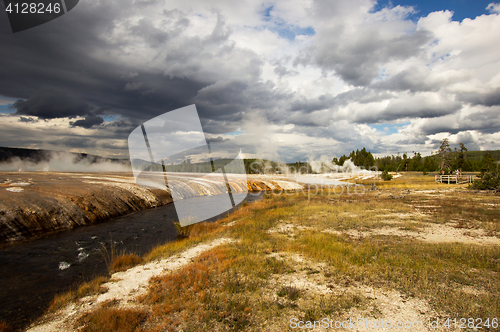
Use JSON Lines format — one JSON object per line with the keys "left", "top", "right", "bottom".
{"left": 1, "top": 0, "right": 499, "bottom": 161}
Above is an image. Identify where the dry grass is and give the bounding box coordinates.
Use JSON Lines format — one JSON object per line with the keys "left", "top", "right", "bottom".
{"left": 411, "top": 191, "right": 500, "bottom": 232}
{"left": 0, "top": 320, "right": 12, "bottom": 332}
{"left": 74, "top": 302, "right": 147, "bottom": 332}
{"left": 38, "top": 174, "right": 500, "bottom": 331}
{"left": 109, "top": 254, "right": 143, "bottom": 273}
{"left": 140, "top": 244, "right": 366, "bottom": 331}
{"left": 48, "top": 276, "right": 109, "bottom": 312}
{"left": 292, "top": 232, "right": 500, "bottom": 319}
{"left": 357, "top": 171, "right": 462, "bottom": 190}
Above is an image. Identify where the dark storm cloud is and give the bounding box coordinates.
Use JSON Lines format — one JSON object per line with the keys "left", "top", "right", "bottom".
{"left": 458, "top": 88, "right": 500, "bottom": 107}
{"left": 13, "top": 90, "right": 91, "bottom": 119}
{"left": 353, "top": 95, "right": 462, "bottom": 124}
{"left": 373, "top": 68, "right": 437, "bottom": 92}
{"left": 206, "top": 136, "right": 228, "bottom": 143}
{"left": 290, "top": 94, "right": 335, "bottom": 113}
{"left": 400, "top": 108, "right": 500, "bottom": 139}
{"left": 395, "top": 137, "right": 427, "bottom": 145}
{"left": 295, "top": 29, "right": 432, "bottom": 86}
{"left": 70, "top": 115, "right": 105, "bottom": 128}
{"left": 459, "top": 107, "right": 500, "bottom": 134}
{"left": 194, "top": 79, "right": 289, "bottom": 133}
{"left": 382, "top": 101, "right": 461, "bottom": 122}
{"left": 18, "top": 116, "right": 37, "bottom": 123}
{"left": 452, "top": 132, "right": 480, "bottom": 150}
{"left": 373, "top": 66, "right": 470, "bottom": 94}
{"left": 129, "top": 18, "right": 171, "bottom": 48}
{"left": 49, "top": 136, "right": 96, "bottom": 148}
{"left": 0, "top": 0, "right": 235, "bottom": 128}
{"left": 289, "top": 88, "right": 395, "bottom": 114}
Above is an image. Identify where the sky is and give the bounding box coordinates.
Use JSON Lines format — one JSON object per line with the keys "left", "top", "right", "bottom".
{"left": 0, "top": 0, "right": 499, "bottom": 163}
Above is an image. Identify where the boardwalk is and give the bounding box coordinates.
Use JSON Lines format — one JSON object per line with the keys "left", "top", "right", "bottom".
{"left": 435, "top": 175, "right": 476, "bottom": 184}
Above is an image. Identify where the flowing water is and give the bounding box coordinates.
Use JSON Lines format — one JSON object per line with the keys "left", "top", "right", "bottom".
{"left": 0, "top": 192, "right": 262, "bottom": 331}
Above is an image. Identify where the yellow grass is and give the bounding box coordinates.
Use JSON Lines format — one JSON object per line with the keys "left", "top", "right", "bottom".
{"left": 48, "top": 276, "right": 109, "bottom": 312}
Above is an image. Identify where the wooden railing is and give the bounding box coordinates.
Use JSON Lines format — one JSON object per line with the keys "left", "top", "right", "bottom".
{"left": 435, "top": 175, "right": 476, "bottom": 184}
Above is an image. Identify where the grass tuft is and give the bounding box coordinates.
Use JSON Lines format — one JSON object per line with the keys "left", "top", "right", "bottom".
{"left": 109, "top": 254, "right": 143, "bottom": 273}
{"left": 74, "top": 305, "right": 147, "bottom": 332}
{"left": 0, "top": 321, "right": 12, "bottom": 332}
{"left": 277, "top": 286, "right": 301, "bottom": 301}
{"left": 48, "top": 276, "right": 109, "bottom": 312}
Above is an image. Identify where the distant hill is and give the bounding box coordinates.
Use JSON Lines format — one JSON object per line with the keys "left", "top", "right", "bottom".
{"left": 0, "top": 147, "right": 130, "bottom": 165}
{"left": 463, "top": 150, "right": 500, "bottom": 161}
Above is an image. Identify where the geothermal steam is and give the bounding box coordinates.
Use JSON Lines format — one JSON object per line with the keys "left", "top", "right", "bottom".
{"left": 0, "top": 151, "right": 131, "bottom": 172}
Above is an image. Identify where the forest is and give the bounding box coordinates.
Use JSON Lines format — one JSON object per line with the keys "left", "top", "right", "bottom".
{"left": 332, "top": 139, "right": 500, "bottom": 173}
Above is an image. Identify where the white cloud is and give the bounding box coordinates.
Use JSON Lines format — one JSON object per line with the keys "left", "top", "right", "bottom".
{"left": 487, "top": 3, "right": 500, "bottom": 14}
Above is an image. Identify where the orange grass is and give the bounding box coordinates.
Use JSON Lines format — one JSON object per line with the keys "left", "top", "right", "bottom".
{"left": 0, "top": 320, "right": 12, "bottom": 332}
{"left": 75, "top": 306, "right": 147, "bottom": 332}
{"left": 109, "top": 254, "right": 143, "bottom": 273}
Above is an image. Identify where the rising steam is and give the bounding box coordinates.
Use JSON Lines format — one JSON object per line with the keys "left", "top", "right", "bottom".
{"left": 0, "top": 151, "right": 131, "bottom": 172}
{"left": 308, "top": 155, "right": 371, "bottom": 174}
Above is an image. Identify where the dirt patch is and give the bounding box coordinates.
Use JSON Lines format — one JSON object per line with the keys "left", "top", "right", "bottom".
{"left": 269, "top": 252, "right": 330, "bottom": 294}
{"left": 323, "top": 223, "right": 500, "bottom": 246}
{"left": 417, "top": 223, "right": 500, "bottom": 245}
{"left": 266, "top": 252, "right": 444, "bottom": 332}
{"left": 345, "top": 286, "right": 442, "bottom": 331}
{"left": 267, "top": 222, "right": 314, "bottom": 237}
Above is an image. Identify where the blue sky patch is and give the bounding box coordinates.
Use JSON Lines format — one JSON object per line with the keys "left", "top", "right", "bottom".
{"left": 262, "top": 5, "right": 315, "bottom": 40}
{"left": 224, "top": 130, "right": 244, "bottom": 136}
{"left": 102, "top": 115, "right": 118, "bottom": 122}
{"left": 371, "top": 122, "right": 410, "bottom": 135}
{"left": 0, "top": 104, "right": 14, "bottom": 114}
{"left": 372, "top": 0, "right": 495, "bottom": 22}
{"left": 269, "top": 25, "right": 315, "bottom": 41}
{"left": 263, "top": 5, "right": 273, "bottom": 20}
{"left": 0, "top": 95, "right": 17, "bottom": 114}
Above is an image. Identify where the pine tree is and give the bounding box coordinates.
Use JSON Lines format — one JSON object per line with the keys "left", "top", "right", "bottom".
{"left": 438, "top": 138, "right": 452, "bottom": 172}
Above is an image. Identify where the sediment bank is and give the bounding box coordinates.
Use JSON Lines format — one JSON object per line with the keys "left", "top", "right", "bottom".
{"left": 0, "top": 172, "right": 305, "bottom": 243}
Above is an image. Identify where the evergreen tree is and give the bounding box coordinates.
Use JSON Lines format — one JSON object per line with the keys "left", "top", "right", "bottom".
{"left": 438, "top": 138, "right": 452, "bottom": 172}
{"left": 473, "top": 153, "right": 500, "bottom": 190}
{"left": 457, "top": 143, "right": 467, "bottom": 173}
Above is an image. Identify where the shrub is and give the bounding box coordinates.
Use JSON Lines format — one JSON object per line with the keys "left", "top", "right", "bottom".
{"left": 174, "top": 221, "right": 195, "bottom": 238}
{"left": 380, "top": 170, "right": 393, "bottom": 181}
{"left": 472, "top": 153, "right": 499, "bottom": 191}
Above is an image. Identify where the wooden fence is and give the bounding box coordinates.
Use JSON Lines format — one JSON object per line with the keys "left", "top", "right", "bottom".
{"left": 435, "top": 175, "right": 476, "bottom": 184}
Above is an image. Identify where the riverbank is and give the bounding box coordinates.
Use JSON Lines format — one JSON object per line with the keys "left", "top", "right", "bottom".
{"left": 21, "top": 173, "right": 500, "bottom": 332}
{"left": 0, "top": 191, "right": 264, "bottom": 332}
{"left": 0, "top": 172, "right": 172, "bottom": 243}
{"left": 0, "top": 172, "right": 305, "bottom": 243}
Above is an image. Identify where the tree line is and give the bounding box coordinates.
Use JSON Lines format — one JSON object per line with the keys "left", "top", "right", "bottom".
{"left": 332, "top": 139, "right": 500, "bottom": 174}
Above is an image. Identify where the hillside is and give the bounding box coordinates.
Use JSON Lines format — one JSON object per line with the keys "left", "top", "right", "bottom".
{"left": 0, "top": 146, "right": 130, "bottom": 165}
